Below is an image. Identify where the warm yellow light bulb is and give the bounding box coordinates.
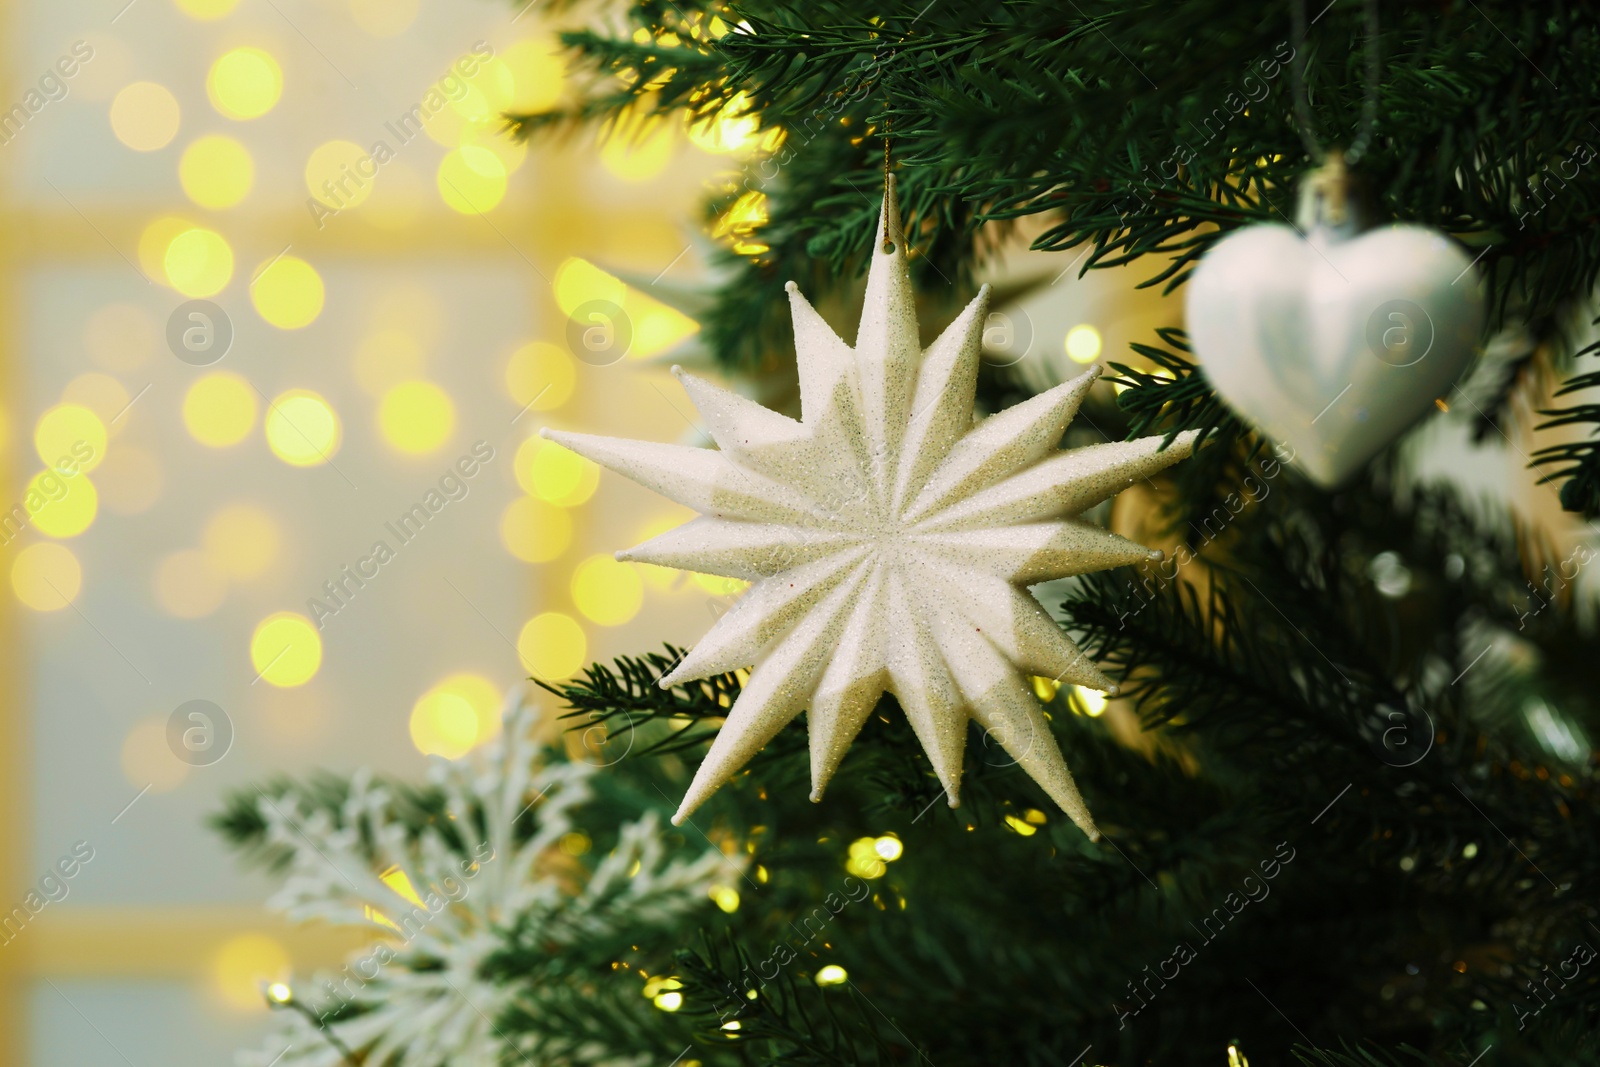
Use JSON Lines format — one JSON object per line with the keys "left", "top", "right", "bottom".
{"left": 815, "top": 964, "right": 848, "bottom": 987}
{"left": 1064, "top": 324, "right": 1102, "bottom": 364}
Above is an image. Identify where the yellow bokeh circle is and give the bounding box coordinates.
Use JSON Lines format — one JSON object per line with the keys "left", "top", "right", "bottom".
{"left": 515, "top": 436, "right": 599, "bottom": 506}
{"left": 138, "top": 216, "right": 196, "bottom": 281}
{"left": 552, "top": 258, "right": 625, "bottom": 317}
{"left": 1064, "top": 324, "right": 1102, "bottom": 364}
{"left": 250, "top": 611, "right": 322, "bottom": 687}
{"left": 26, "top": 470, "right": 97, "bottom": 538}
{"left": 12, "top": 542, "right": 82, "bottom": 612}
{"left": 378, "top": 380, "right": 455, "bottom": 455}
{"left": 174, "top": 0, "right": 241, "bottom": 18}
{"left": 601, "top": 113, "right": 675, "bottom": 182}
{"left": 571, "top": 555, "right": 643, "bottom": 626}
{"left": 265, "top": 390, "right": 340, "bottom": 467}
{"left": 436, "top": 147, "right": 507, "bottom": 214}
{"left": 306, "top": 140, "right": 376, "bottom": 210}
{"left": 183, "top": 372, "right": 257, "bottom": 447}
{"left": 180, "top": 135, "right": 255, "bottom": 210}
{"left": 517, "top": 613, "right": 586, "bottom": 679}
{"left": 213, "top": 933, "right": 290, "bottom": 1011}
{"left": 110, "top": 81, "right": 181, "bottom": 151}
{"left": 202, "top": 504, "right": 281, "bottom": 580}
{"left": 502, "top": 38, "right": 565, "bottom": 112}
{"left": 409, "top": 689, "right": 478, "bottom": 759}
{"left": 165, "top": 228, "right": 234, "bottom": 298}
{"left": 500, "top": 496, "right": 571, "bottom": 563}
{"left": 208, "top": 47, "right": 283, "bottom": 120}
{"left": 504, "top": 341, "right": 575, "bottom": 412}
{"left": 251, "top": 255, "right": 324, "bottom": 329}
{"left": 437, "top": 672, "right": 502, "bottom": 741}
{"left": 35, "top": 404, "right": 107, "bottom": 472}
{"left": 407, "top": 674, "right": 503, "bottom": 758}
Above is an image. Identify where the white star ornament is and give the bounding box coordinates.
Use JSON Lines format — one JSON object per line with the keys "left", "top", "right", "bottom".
{"left": 543, "top": 179, "right": 1197, "bottom": 839}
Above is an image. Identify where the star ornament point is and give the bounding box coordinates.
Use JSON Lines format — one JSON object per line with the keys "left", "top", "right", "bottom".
{"left": 545, "top": 182, "right": 1198, "bottom": 839}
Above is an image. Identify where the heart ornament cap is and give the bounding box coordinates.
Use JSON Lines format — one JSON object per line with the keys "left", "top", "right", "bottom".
{"left": 1184, "top": 158, "right": 1486, "bottom": 486}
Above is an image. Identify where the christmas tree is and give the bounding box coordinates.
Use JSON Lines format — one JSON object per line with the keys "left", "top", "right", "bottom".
{"left": 215, "top": 2, "right": 1600, "bottom": 1065}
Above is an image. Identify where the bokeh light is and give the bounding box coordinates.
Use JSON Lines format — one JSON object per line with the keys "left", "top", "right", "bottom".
{"left": 505, "top": 341, "right": 575, "bottom": 413}
{"left": 434, "top": 672, "right": 502, "bottom": 741}
{"left": 500, "top": 497, "right": 571, "bottom": 563}
{"left": 600, "top": 112, "right": 675, "bottom": 181}
{"left": 515, "top": 436, "right": 599, "bottom": 506}
{"left": 212, "top": 934, "right": 290, "bottom": 1011}
{"left": 34, "top": 404, "right": 107, "bottom": 472}
{"left": 1073, "top": 685, "right": 1108, "bottom": 716}
{"left": 378, "top": 380, "right": 455, "bottom": 454}
{"left": 265, "top": 390, "right": 340, "bottom": 466}
{"left": 458, "top": 123, "right": 528, "bottom": 177}
{"left": 1064, "top": 324, "right": 1102, "bottom": 364}
{"left": 164, "top": 227, "right": 234, "bottom": 297}
{"left": 629, "top": 302, "right": 700, "bottom": 361}
{"left": 815, "top": 964, "right": 849, "bottom": 987}
{"left": 306, "top": 140, "right": 376, "bottom": 211}
{"left": 408, "top": 689, "right": 478, "bottom": 759}
{"left": 251, "top": 255, "right": 325, "bottom": 329}
{"left": 517, "top": 613, "right": 586, "bottom": 679}
{"left": 109, "top": 81, "right": 180, "bottom": 151}
{"left": 183, "top": 372, "right": 257, "bottom": 447}
{"left": 250, "top": 612, "right": 322, "bottom": 687}
{"left": 451, "top": 57, "right": 515, "bottom": 123}
{"left": 27, "top": 471, "right": 97, "bottom": 538}
{"left": 208, "top": 47, "right": 283, "bottom": 119}
{"left": 153, "top": 549, "right": 228, "bottom": 618}
{"left": 137, "top": 216, "right": 195, "bottom": 282}
{"left": 437, "top": 147, "right": 507, "bottom": 214}
{"left": 571, "top": 555, "right": 643, "bottom": 626}
{"left": 349, "top": 0, "right": 419, "bottom": 37}
{"left": 174, "top": 0, "right": 241, "bottom": 18}
{"left": 180, "top": 135, "right": 254, "bottom": 209}
{"left": 502, "top": 38, "right": 565, "bottom": 111}
{"left": 120, "top": 714, "right": 190, "bottom": 794}
{"left": 11, "top": 542, "right": 82, "bottom": 612}
{"left": 685, "top": 90, "right": 760, "bottom": 154}
{"left": 202, "top": 504, "right": 281, "bottom": 580}
{"left": 553, "top": 257, "right": 626, "bottom": 316}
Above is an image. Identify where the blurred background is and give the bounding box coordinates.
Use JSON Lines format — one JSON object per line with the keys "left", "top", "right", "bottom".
{"left": 0, "top": 1, "right": 1582, "bottom": 1065}
{"left": 0, "top": 0, "right": 744, "bottom": 1061}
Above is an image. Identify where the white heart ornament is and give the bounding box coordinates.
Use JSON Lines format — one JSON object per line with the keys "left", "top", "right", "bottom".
{"left": 1185, "top": 219, "right": 1484, "bottom": 486}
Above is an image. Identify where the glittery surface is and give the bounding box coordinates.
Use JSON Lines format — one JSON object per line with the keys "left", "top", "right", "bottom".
{"left": 541, "top": 178, "right": 1197, "bottom": 840}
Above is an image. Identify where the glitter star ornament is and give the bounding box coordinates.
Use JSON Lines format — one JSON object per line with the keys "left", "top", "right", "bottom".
{"left": 544, "top": 179, "right": 1198, "bottom": 840}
